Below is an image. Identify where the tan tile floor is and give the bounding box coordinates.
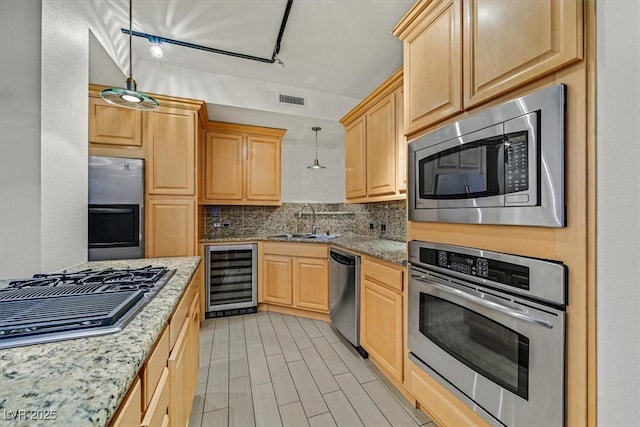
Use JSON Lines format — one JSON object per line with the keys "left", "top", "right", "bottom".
{"left": 189, "top": 312, "right": 434, "bottom": 427}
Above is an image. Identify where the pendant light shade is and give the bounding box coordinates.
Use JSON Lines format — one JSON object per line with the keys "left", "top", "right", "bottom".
{"left": 101, "top": 0, "right": 158, "bottom": 111}
{"left": 307, "top": 127, "right": 326, "bottom": 170}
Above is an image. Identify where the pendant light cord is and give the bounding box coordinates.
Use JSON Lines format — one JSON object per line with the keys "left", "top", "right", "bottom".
{"left": 315, "top": 130, "right": 319, "bottom": 159}
{"left": 128, "top": 0, "right": 133, "bottom": 80}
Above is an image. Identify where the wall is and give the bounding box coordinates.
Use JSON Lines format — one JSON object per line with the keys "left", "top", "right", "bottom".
{"left": 0, "top": 0, "right": 42, "bottom": 278}
{"left": 596, "top": 2, "right": 640, "bottom": 426}
{"left": 0, "top": 1, "right": 88, "bottom": 278}
{"left": 40, "top": 1, "right": 89, "bottom": 272}
{"left": 202, "top": 201, "right": 406, "bottom": 243}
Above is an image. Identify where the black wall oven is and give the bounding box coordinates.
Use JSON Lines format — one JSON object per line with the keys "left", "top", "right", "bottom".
{"left": 88, "top": 156, "right": 144, "bottom": 261}
{"left": 408, "top": 84, "right": 566, "bottom": 227}
{"left": 408, "top": 241, "right": 567, "bottom": 427}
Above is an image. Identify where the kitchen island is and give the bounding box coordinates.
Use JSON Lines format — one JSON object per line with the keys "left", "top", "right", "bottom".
{"left": 0, "top": 256, "right": 200, "bottom": 427}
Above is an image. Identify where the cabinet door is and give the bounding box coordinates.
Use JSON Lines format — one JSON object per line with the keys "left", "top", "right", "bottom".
{"left": 246, "top": 135, "right": 281, "bottom": 201}
{"left": 263, "top": 254, "right": 293, "bottom": 305}
{"left": 361, "top": 278, "right": 403, "bottom": 382}
{"left": 188, "top": 292, "right": 200, "bottom": 399}
{"left": 141, "top": 368, "right": 169, "bottom": 427}
{"left": 294, "top": 257, "right": 329, "bottom": 312}
{"left": 345, "top": 116, "right": 367, "bottom": 199}
{"left": 89, "top": 97, "right": 143, "bottom": 147}
{"left": 396, "top": 87, "right": 407, "bottom": 193}
{"left": 366, "top": 93, "right": 397, "bottom": 196}
{"left": 464, "top": 0, "right": 583, "bottom": 107}
{"left": 147, "top": 107, "right": 196, "bottom": 195}
{"left": 112, "top": 377, "right": 141, "bottom": 427}
{"left": 203, "top": 132, "right": 244, "bottom": 201}
{"left": 168, "top": 318, "right": 190, "bottom": 427}
{"left": 403, "top": 0, "right": 462, "bottom": 133}
{"left": 147, "top": 198, "right": 196, "bottom": 257}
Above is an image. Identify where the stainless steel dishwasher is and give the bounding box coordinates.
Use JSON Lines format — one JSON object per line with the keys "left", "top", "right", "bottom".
{"left": 329, "top": 248, "right": 368, "bottom": 358}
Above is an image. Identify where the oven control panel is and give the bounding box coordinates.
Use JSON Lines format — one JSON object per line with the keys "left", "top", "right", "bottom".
{"left": 437, "top": 250, "right": 488, "bottom": 277}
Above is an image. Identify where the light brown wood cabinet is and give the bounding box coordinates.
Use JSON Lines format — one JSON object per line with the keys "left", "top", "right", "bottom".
{"left": 146, "top": 198, "right": 196, "bottom": 258}
{"left": 261, "top": 243, "right": 329, "bottom": 314}
{"left": 89, "top": 96, "right": 143, "bottom": 148}
{"left": 147, "top": 107, "right": 197, "bottom": 196}
{"left": 463, "top": 0, "right": 583, "bottom": 107}
{"left": 345, "top": 116, "right": 367, "bottom": 199}
{"left": 393, "top": 0, "right": 583, "bottom": 135}
{"left": 111, "top": 377, "right": 141, "bottom": 427}
{"left": 168, "top": 317, "right": 190, "bottom": 427}
{"left": 201, "top": 122, "right": 285, "bottom": 205}
{"left": 360, "top": 257, "right": 404, "bottom": 383}
{"left": 340, "top": 69, "right": 406, "bottom": 203}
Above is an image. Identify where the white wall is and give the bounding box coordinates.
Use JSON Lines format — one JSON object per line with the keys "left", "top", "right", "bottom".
{"left": 0, "top": 1, "right": 88, "bottom": 278}
{"left": 40, "top": 1, "right": 89, "bottom": 272}
{"left": 596, "top": 1, "right": 640, "bottom": 426}
{"left": 0, "top": 0, "right": 43, "bottom": 278}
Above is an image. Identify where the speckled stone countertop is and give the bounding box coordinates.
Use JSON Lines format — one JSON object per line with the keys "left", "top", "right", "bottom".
{"left": 0, "top": 256, "right": 200, "bottom": 427}
{"left": 200, "top": 234, "right": 407, "bottom": 265}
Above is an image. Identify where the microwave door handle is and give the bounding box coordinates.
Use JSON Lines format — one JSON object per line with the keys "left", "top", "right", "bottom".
{"left": 410, "top": 274, "right": 554, "bottom": 329}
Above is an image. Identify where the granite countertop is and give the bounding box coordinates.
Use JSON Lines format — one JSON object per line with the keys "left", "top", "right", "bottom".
{"left": 0, "top": 256, "right": 201, "bottom": 427}
{"left": 200, "top": 234, "right": 407, "bottom": 265}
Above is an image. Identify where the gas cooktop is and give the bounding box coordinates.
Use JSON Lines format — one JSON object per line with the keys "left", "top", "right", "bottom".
{"left": 0, "top": 266, "right": 174, "bottom": 349}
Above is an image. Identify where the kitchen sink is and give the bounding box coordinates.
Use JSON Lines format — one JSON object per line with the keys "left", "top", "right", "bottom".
{"left": 268, "top": 233, "right": 340, "bottom": 240}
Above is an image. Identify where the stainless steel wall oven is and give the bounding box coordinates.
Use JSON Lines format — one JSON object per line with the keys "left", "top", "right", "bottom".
{"left": 408, "top": 240, "right": 567, "bottom": 427}
{"left": 205, "top": 244, "right": 258, "bottom": 317}
{"left": 408, "top": 84, "right": 566, "bottom": 227}
{"left": 88, "top": 156, "right": 144, "bottom": 261}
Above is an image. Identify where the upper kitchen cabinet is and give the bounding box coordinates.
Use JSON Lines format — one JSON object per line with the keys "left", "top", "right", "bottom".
{"left": 147, "top": 106, "right": 197, "bottom": 196}
{"left": 394, "top": 0, "right": 583, "bottom": 134}
{"left": 88, "top": 87, "right": 145, "bottom": 158}
{"left": 340, "top": 69, "right": 406, "bottom": 203}
{"left": 393, "top": 0, "right": 462, "bottom": 135}
{"left": 201, "top": 122, "right": 285, "bottom": 206}
{"left": 463, "top": 0, "right": 583, "bottom": 106}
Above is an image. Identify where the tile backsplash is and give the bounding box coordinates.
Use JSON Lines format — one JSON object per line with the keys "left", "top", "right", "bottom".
{"left": 201, "top": 200, "right": 406, "bottom": 242}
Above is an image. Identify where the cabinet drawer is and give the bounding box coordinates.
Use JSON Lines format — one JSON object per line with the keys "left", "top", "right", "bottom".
{"left": 362, "top": 258, "right": 403, "bottom": 292}
{"left": 169, "top": 282, "right": 195, "bottom": 349}
{"left": 142, "top": 367, "right": 169, "bottom": 427}
{"left": 263, "top": 242, "right": 328, "bottom": 258}
{"left": 143, "top": 326, "right": 169, "bottom": 409}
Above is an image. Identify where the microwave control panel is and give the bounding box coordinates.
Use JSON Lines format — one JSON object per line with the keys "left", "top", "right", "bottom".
{"left": 504, "top": 131, "right": 529, "bottom": 194}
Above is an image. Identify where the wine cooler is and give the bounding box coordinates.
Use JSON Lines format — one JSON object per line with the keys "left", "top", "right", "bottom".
{"left": 205, "top": 243, "right": 257, "bottom": 318}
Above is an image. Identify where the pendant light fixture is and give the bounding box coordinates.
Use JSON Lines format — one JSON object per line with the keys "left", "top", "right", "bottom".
{"left": 307, "top": 127, "right": 326, "bottom": 170}
{"left": 100, "top": 0, "right": 159, "bottom": 111}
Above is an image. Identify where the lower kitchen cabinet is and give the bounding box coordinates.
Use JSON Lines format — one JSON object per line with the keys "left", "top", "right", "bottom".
{"left": 294, "top": 257, "right": 329, "bottom": 312}
{"left": 110, "top": 265, "right": 201, "bottom": 427}
{"left": 111, "top": 377, "right": 141, "bottom": 427}
{"left": 407, "top": 359, "right": 490, "bottom": 427}
{"left": 146, "top": 197, "right": 196, "bottom": 257}
{"left": 261, "top": 243, "right": 329, "bottom": 314}
{"left": 169, "top": 317, "right": 190, "bottom": 427}
{"left": 360, "top": 257, "right": 404, "bottom": 383}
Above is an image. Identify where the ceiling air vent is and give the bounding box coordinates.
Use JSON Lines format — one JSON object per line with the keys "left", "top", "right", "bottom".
{"left": 279, "top": 94, "right": 305, "bottom": 106}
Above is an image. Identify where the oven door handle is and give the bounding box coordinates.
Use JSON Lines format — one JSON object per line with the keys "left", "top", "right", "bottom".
{"left": 411, "top": 274, "right": 554, "bottom": 329}
{"left": 89, "top": 208, "right": 134, "bottom": 214}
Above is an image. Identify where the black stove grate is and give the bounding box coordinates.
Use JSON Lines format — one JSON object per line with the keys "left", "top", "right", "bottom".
{"left": 0, "top": 291, "right": 144, "bottom": 340}
{"left": 0, "top": 284, "right": 109, "bottom": 301}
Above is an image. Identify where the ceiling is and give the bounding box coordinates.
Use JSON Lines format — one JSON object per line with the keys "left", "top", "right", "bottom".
{"left": 82, "top": 0, "right": 413, "bottom": 140}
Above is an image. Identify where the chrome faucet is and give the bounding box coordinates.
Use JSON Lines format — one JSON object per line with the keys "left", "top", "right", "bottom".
{"left": 298, "top": 204, "right": 317, "bottom": 235}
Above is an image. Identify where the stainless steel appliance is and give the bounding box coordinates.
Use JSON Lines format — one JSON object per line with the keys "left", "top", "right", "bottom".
{"left": 0, "top": 266, "right": 174, "bottom": 349}
{"left": 88, "top": 155, "right": 144, "bottom": 260}
{"left": 205, "top": 244, "right": 257, "bottom": 317}
{"left": 329, "top": 248, "right": 367, "bottom": 357}
{"left": 408, "top": 240, "right": 567, "bottom": 427}
{"left": 408, "top": 84, "right": 566, "bottom": 227}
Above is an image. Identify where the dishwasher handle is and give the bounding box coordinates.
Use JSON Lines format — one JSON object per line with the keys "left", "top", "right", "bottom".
{"left": 330, "top": 250, "right": 356, "bottom": 266}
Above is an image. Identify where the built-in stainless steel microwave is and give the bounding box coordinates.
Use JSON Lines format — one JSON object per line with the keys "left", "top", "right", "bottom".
{"left": 408, "top": 84, "right": 566, "bottom": 227}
